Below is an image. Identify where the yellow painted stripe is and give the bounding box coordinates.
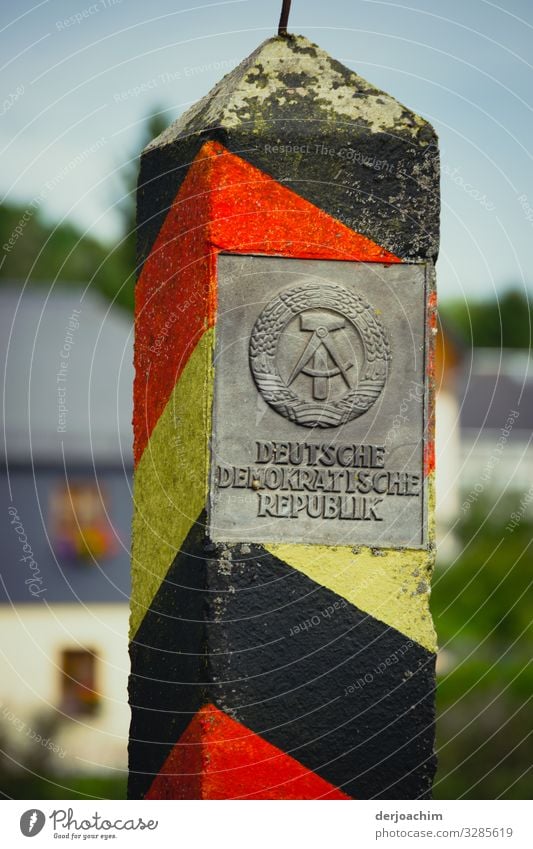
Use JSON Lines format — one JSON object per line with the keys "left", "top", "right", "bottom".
{"left": 266, "top": 542, "right": 436, "bottom": 652}
{"left": 130, "top": 329, "right": 214, "bottom": 639}
{"left": 265, "top": 475, "right": 437, "bottom": 652}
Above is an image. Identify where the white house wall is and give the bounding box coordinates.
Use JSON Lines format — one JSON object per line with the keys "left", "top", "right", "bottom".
{"left": 436, "top": 390, "right": 462, "bottom": 525}
{"left": 0, "top": 604, "right": 129, "bottom": 775}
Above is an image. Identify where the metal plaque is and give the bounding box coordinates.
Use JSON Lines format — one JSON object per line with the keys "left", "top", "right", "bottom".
{"left": 208, "top": 255, "right": 429, "bottom": 548}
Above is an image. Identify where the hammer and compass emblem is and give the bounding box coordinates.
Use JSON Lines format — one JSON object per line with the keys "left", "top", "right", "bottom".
{"left": 287, "top": 313, "right": 354, "bottom": 401}
{"left": 249, "top": 282, "right": 390, "bottom": 428}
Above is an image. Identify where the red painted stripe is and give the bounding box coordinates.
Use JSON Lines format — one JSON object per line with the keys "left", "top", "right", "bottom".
{"left": 424, "top": 290, "right": 437, "bottom": 476}
{"left": 134, "top": 146, "right": 216, "bottom": 467}
{"left": 134, "top": 140, "right": 400, "bottom": 466}
{"left": 145, "top": 704, "right": 350, "bottom": 800}
{"left": 207, "top": 145, "right": 398, "bottom": 262}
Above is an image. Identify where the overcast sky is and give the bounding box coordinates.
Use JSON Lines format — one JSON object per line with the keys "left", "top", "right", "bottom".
{"left": 1, "top": 0, "right": 532, "bottom": 301}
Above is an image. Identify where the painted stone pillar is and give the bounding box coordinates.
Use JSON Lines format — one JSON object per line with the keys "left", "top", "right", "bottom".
{"left": 129, "top": 33, "right": 439, "bottom": 800}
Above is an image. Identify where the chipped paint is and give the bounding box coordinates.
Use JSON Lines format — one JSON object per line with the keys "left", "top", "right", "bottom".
{"left": 131, "top": 32, "right": 439, "bottom": 800}
{"left": 265, "top": 542, "right": 437, "bottom": 652}
{"left": 150, "top": 35, "right": 429, "bottom": 147}
{"left": 130, "top": 330, "right": 214, "bottom": 639}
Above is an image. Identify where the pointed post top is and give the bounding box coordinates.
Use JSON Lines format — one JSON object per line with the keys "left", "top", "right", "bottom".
{"left": 140, "top": 32, "right": 439, "bottom": 265}
{"left": 148, "top": 33, "right": 432, "bottom": 151}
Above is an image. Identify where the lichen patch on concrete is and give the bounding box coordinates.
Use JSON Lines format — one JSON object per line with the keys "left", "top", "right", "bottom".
{"left": 148, "top": 34, "right": 429, "bottom": 150}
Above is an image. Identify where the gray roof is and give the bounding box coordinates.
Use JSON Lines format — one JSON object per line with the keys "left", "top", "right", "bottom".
{"left": 1, "top": 466, "right": 131, "bottom": 604}
{"left": 1, "top": 284, "right": 133, "bottom": 464}
{"left": 459, "top": 348, "right": 533, "bottom": 434}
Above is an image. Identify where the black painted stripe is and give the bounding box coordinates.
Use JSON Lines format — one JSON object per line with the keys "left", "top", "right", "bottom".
{"left": 129, "top": 515, "right": 436, "bottom": 799}
{"left": 204, "top": 542, "right": 436, "bottom": 800}
{"left": 136, "top": 134, "right": 207, "bottom": 278}
{"left": 138, "top": 126, "right": 438, "bottom": 277}
{"left": 127, "top": 518, "right": 208, "bottom": 800}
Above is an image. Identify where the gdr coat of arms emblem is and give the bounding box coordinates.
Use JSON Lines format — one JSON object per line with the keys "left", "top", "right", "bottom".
{"left": 249, "top": 282, "right": 390, "bottom": 428}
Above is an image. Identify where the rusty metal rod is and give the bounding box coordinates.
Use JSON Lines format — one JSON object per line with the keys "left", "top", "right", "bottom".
{"left": 278, "top": 0, "right": 292, "bottom": 36}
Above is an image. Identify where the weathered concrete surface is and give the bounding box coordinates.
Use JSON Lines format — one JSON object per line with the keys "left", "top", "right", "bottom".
{"left": 137, "top": 34, "right": 439, "bottom": 274}
{"left": 129, "top": 521, "right": 436, "bottom": 800}
{"left": 129, "top": 35, "right": 439, "bottom": 800}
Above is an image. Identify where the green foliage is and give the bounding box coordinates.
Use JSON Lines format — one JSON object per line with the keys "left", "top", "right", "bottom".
{"left": 433, "top": 497, "right": 532, "bottom": 799}
{"left": 0, "top": 109, "right": 169, "bottom": 314}
{"left": 440, "top": 289, "right": 532, "bottom": 349}
{"left": 433, "top": 498, "right": 532, "bottom": 644}
{"left": 1, "top": 772, "right": 127, "bottom": 800}
{"left": 0, "top": 202, "right": 135, "bottom": 312}
{"left": 435, "top": 683, "right": 531, "bottom": 799}
{"left": 0, "top": 709, "right": 127, "bottom": 800}
{"left": 115, "top": 110, "right": 168, "bottom": 276}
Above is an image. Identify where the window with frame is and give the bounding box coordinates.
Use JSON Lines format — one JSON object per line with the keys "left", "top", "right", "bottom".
{"left": 60, "top": 649, "right": 100, "bottom": 716}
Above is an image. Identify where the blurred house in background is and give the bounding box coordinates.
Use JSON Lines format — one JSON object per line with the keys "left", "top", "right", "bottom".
{"left": 458, "top": 348, "right": 533, "bottom": 500}
{"left": 435, "top": 323, "right": 463, "bottom": 559}
{"left": 1, "top": 281, "right": 530, "bottom": 798}
{"left": 434, "top": 330, "right": 532, "bottom": 558}
{"left": 0, "top": 284, "right": 133, "bottom": 779}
